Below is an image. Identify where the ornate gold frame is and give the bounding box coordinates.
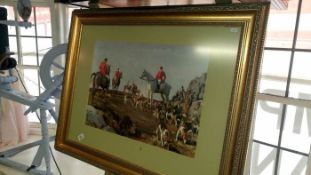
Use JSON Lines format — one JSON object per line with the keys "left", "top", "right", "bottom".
{"left": 55, "top": 3, "right": 269, "bottom": 175}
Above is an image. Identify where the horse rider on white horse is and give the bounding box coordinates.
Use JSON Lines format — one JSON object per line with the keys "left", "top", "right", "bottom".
{"left": 155, "top": 66, "right": 166, "bottom": 92}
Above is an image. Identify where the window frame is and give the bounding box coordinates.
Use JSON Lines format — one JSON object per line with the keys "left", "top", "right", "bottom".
{"left": 245, "top": 0, "right": 311, "bottom": 174}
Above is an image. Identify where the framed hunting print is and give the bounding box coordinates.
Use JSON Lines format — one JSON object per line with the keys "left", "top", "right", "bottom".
{"left": 55, "top": 3, "right": 270, "bottom": 175}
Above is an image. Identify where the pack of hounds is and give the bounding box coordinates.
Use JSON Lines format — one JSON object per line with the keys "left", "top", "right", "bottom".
{"left": 122, "top": 83, "right": 201, "bottom": 151}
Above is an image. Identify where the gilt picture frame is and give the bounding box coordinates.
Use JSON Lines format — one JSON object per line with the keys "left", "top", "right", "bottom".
{"left": 55, "top": 3, "right": 270, "bottom": 175}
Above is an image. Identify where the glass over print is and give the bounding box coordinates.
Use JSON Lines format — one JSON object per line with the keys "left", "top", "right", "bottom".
{"left": 87, "top": 40, "right": 210, "bottom": 158}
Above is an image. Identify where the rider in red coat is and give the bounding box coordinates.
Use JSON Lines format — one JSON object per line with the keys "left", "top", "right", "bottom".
{"left": 155, "top": 66, "right": 166, "bottom": 90}
{"left": 99, "top": 58, "right": 110, "bottom": 77}
{"left": 114, "top": 68, "right": 122, "bottom": 80}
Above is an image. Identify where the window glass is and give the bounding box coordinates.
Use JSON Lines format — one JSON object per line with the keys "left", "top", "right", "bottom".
{"left": 38, "top": 37, "right": 52, "bottom": 64}
{"left": 250, "top": 142, "right": 277, "bottom": 175}
{"left": 247, "top": 0, "right": 311, "bottom": 174}
{"left": 260, "top": 51, "right": 291, "bottom": 77}
{"left": 23, "top": 69, "right": 39, "bottom": 96}
{"left": 22, "top": 55, "right": 37, "bottom": 66}
{"left": 258, "top": 50, "right": 291, "bottom": 96}
{"left": 259, "top": 79, "right": 287, "bottom": 97}
{"left": 282, "top": 104, "right": 311, "bottom": 154}
{"left": 35, "top": 7, "right": 51, "bottom": 37}
{"left": 278, "top": 150, "right": 308, "bottom": 175}
{"left": 9, "top": 36, "right": 17, "bottom": 53}
{"left": 289, "top": 52, "right": 311, "bottom": 100}
{"left": 296, "top": 0, "right": 311, "bottom": 49}
{"left": 21, "top": 37, "right": 37, "bottom": 66}
{"left": 253, "top": 100, "right": 283, "bottom": 145}
{"left": 265, "top": 0, "right": 298, "bottom": 48}
{"left": 1, "top": 3, "right": 54, "bottom": 125}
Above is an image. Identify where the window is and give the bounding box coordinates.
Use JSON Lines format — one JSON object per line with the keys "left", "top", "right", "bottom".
{"left": 245, "top": 0, "right": 311, "bottom": 174}
{"left": 1, "top": 3, "right": 54, "bottom": 123}
{"left": 1, "top": 1, "right": 84, "bottom": 127}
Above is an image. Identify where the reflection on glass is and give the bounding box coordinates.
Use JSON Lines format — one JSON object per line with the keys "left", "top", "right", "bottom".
{"left": 21, "top": 37, "right": 37, "bottom": 65}
{"left": 265, "top": 0, "right": 298, "bottom": 48}
{"left": 22, "top": 55, "right": 37, "bottom": 66}
{"left": 250, "top": 142, "right": 277, "bottom": 175}
{"left": 9, "top": 36, "right": 17, "bottom": 53}
{"left": 259, "top": 79, "right": 287, "bottom": 96}
{"left": 258, "top": 50, "right": 290, "bottom": 96}
{"left": 291, "top": 52, "right": 311, "bottom": 80}
{"left": 290, "top": 83, "right": 311, "bottom": 100}
{"left": 278, "top": 150, "right": 308, "bottom": 175}
{"left": 23, "top": 69, "right": 39, "bottom": 96}
{"left": 253, "top": 100, "right": 283, "bottom": 145}
{"left": 261, "top": 50, "right": 291, "bottom": 77}
{"left": 35, "top": 7, "right": 51, "bottom": 37}
{"left": 289, "top": 52, "right": 311, "bottom": 100}
{"left": 282, "top": 105, "right": 311, "bottom": 154}
{"left": 38, "top": 37, "right": 52, "bottom": 56}
{"left": 296, "top": 0, "right": 311, "bottom": 49}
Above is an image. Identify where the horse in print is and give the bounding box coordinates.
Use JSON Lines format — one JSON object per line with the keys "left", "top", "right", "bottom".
{"left": 91, "top": 72, "right": 110, "bottom": 90}
{"left": 112, "top": 76, "right": 121, "bottom": 90}
{"left": 91, "top": 62, "right": 110, "bottom": 90}
{"left": 140, "top": 69, "right": 171, "bottom": 102}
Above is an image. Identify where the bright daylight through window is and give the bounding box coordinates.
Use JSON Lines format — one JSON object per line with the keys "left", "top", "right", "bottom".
{"left": 245, "top": 0, "right": 311, "bottom": 174}
{"left": 1, "top": 4, "right": 54, "bottom": 123}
